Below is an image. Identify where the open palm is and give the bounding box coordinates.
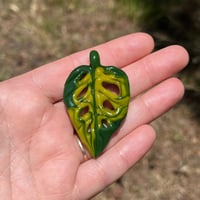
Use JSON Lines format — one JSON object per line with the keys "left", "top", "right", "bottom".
{"left": 0, "top": 33, "right": 188, "bottom": 200}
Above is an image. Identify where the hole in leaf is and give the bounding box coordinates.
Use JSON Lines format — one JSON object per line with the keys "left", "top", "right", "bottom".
{"left": 79, "top": 72, "right": 87, "bottom": 81}
{"left": 80, "top": 106, "right": 89, "bottom": 117}
{"left": 102, "top": 119, "right": 108, "bottom": 128}
{"left": 78, "top": 86, "right": 88, "bottom": 98}
{"left": 87, "top": 124, "right": 91, "bottom": 133}
{"left": 102, "top": 82, "right": 120, "bottom": 95}
{"left": 103, "top": 100, "right": 114, "bottom": 110}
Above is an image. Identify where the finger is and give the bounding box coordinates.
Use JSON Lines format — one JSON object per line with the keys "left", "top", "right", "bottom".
{"left": 29, "top": 33, "right": 154, "bottom": 102}
{"left": 109, "top": 77, "right": 184, "bottom": 147}
{"left": 74, "top": 125, "right": 156, "bottom": 199}
{"left": 125, "top": 45, "right": 189, "bottom": 97}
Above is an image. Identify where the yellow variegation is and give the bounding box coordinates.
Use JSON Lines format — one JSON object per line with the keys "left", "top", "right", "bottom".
{"left": 64, "top": 50, "right": 130, "bottom": 157}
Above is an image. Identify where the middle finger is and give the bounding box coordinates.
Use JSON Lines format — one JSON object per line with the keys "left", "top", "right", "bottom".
{"left": 124, "top": 45, "right": 189, "bottom": 98}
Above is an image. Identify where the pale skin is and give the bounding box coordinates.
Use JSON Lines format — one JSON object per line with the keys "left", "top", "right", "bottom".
{"left": 0, "top": 33, "right": 189, "bottom": 200}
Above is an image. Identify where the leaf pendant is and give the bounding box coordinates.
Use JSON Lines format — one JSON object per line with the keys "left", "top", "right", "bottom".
{"left": 64, "top": 50, "right": 130, "bottom": 158}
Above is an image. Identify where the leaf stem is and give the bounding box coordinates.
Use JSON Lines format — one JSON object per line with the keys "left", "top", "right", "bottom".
{"left": 90, "top": 50, "right": 101, "bottom": 68}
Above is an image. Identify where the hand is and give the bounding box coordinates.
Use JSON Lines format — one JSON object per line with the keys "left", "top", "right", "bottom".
{"left": 0, "top": 33, "right": 189, "bottom": 200}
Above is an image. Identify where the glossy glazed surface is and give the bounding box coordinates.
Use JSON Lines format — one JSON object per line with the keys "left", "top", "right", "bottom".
{"left": 64, "top": 50, "right": 130, "bottom": 157}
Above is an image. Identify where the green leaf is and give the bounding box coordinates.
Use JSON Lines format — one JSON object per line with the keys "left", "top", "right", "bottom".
{"left": 64, "top": 50, "right": 130, "bottom": 157}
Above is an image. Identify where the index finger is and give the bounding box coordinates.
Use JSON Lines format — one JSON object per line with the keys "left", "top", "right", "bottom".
{"left": 29, "top": 33, "right": 154, "bottom": 102}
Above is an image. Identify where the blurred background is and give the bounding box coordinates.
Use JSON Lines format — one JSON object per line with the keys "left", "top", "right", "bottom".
{"left": 0, "top": 0, "right": 199, "bottom": 199}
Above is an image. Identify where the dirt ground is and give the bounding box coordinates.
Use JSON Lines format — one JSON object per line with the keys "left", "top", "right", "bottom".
{"left": 0, "top": 0, "right": 199, "bottom": 199}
